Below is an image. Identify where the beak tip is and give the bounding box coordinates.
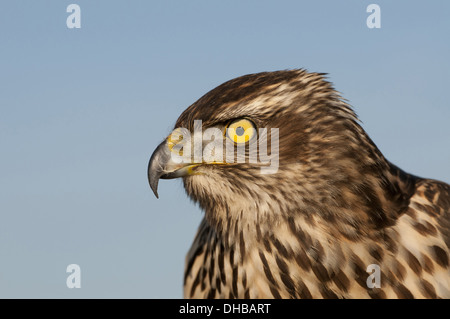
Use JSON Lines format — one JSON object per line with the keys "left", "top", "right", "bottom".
{"left": 148, "top": 172, "right": 161, "bottom": 199}
{"left": 151, "top": 185, "right": 160, "bottom": 199}
{"left": 148, "top": 140, "right": 169, "bottom": 199}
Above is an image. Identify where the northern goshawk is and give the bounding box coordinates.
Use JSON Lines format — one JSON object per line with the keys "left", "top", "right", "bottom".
{"left": 148, "top": 70, "right": 450, "bottom": 298}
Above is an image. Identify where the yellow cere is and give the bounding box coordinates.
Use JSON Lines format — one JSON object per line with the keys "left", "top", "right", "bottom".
{"left": 226, "top": 119, "right": 256, "bottom": 144}
{"left": 167, "top": 128, "right": 185, "bottom": 155}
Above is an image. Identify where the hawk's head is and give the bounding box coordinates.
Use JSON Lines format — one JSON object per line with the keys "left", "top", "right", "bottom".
{"left": 148, "top": 70, "right": 413, "bottom": 242}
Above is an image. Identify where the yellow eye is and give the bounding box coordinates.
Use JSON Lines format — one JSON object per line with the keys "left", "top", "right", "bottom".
{"left": 226, "top": 119, "right": 257, "bottom": 144}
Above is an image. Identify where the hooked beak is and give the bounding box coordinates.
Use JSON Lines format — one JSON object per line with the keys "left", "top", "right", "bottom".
{"left": 147, "top": 140, "right": 199, "bottom": 198}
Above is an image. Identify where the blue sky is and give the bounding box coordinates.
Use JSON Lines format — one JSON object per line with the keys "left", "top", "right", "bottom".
{"left": 0, "top": 1, "right": 449, "bottom": 298}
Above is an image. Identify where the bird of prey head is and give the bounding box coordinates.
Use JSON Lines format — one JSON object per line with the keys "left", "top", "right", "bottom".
{"left": 148, "top": 70, "right": 450, "bottom": 299}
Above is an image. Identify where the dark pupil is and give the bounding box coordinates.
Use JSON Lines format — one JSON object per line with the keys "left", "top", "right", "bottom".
{"left": 236, "top": 126, "right": 245, "bottom": 136}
